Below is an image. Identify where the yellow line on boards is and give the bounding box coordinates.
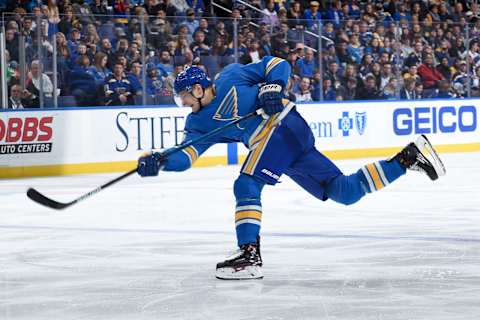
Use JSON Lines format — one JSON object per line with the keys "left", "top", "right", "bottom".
{"left": 0, "top": 156, "right": 228, "bottom": 179}
{"left": 1, "top": 143, "right": 479, "bottom": 179}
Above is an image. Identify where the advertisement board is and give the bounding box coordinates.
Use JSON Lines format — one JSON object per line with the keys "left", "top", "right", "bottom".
{"left": 1, "top": 99, "right": 479, "bottom": 178}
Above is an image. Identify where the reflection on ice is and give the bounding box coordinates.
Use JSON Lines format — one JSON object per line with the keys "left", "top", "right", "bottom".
{"left": 1, "top": 153, "right": 479, "bottom": 319}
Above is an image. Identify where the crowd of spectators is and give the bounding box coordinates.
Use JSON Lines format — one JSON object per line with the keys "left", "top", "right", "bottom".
{"left": 3, "top": 0, "right": 480, "bottom": 108}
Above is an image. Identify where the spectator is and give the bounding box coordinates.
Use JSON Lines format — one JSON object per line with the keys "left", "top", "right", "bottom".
{"left": 88, "top": 52, "right": 111, "bottom": 88}
{"left": 144, "top": 0, "right": 161, "bottom": 16}
{"left": 25, "top": 60, "right": 55, "bottom": 107}
{"left": 436, "top": 57, "right": 453, "bottom": 81}
{"left": 403, "top": 64, "right": 421, "bottom": 84}
{"left": 449, "top": 37, "right": 467, "bottom": 60}
{"left": 382, "top": 78, "right": 398, "bottom": 99}
{"left": 261, "top": 0, "right": 279, "bottom": 28}
{"left": 214, "top": 20, "right": 229, "bottom": 43}
{"left": 100, "top": 38, "right": 116, "bottom": 70}
{"left": 70, "top": 55, "right": 97, "bottom": 106}
{"left": 356, "top": 74, "right": 381, "bottom": 100}
{"left": 322, "top": 78, "right": 336, "bottom": 101}
{"left": 435, "top": 80, "right": 456, "bottom": 98}
{"left": 46, "top": 0, "right": 61, "bottom": 24}
{"left": 325, "top": 0, "right": 344, "bottom": 28}
{"left": 105, "top": 63, "right": 135, "bottom": 106}
{"left": 303, "top": 1, "right": 322, "bottom": 30}
{"left": 347, "top": 33, "right": 363, "bottom": 64}
{"left": 195, "top": 18, "right": 213, "bottom": 46}
{"left": 404, "top": 41, "right": 424, "bottom": 67}
{"left": 472, "top": 66, "right": 480, "bottom": 96}
{"left": 164, "top": 63, "right": 184, "bottom": 92}
{"left": 5, "top": 29, "right": 19, "bottom": 63}
{"left": 21, "top": 17, "right": 35, "bottom": 41}
{"left": 90, "top": 0, "right": 108, "bottom": 18}
{"left": 8, "top": 84, "right": 34, "bottom": 109}
{"left": 145, "top": 63, "right": 165, "bottom": 96}
{"left": 211, "top": 37, "right": 231, "bottom": 57}
{"left": 342, "top": 77, "right": 358, "bottom": 100}
{"left": 452, "top": 60, "right": 469, "bottom": 96}
{"left": 296, "top": 48, "right": 316, "bottom": 78}
{"left": 418, "top": 53, "right": 444, "bottom": 91}
{"left": 182, "top": 8, "right": 199, "bottom": 35}
{"left": 174, "top": 35, "right": 190, "bottom": 57}
{"left": 379, "top": 63, "right": 394, "bottom": 90}
{"left": 148, "top": 18, "right": 171, "bottom": 50}
{"left": 58, "top": 6, "right": 75, "bottom": 36}
{"left": 324, "top": 61, "right": 341, "bottom": 88}
{"left": 340, "top": 64, "right": 357, "bottom": 87}
{"left": 126, "top": 41, "right": 141, "bottom": 65}
{"left": 190, "top": 30, "right": 211, "bottom": 57}
{"left": 415, "top": 83, "right": 424, "bottom": 99}
{"left": 156, "top": 50, "right": 173, "bottom": 77}
{"left": 72, "top": 0, "right": 94, "bottom": 26}
{"left": 287, "top": 1, "right": 304, "bottom": 29}
{"left": 159, "top": 0, "right": 177, "bottom": 21}
{"left": 126, "top": 61, "right": 143, "bottom": 97}
{"left": 293, "top": 77, "right": 313, "bottom": 102}
{"left": 400, "top": 78, "right": 418, "bottom": 100}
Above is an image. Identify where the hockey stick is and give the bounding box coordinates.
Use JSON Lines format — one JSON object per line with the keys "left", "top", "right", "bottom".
{"left": 27, "top": 110, "right": 260, "bottom": 210}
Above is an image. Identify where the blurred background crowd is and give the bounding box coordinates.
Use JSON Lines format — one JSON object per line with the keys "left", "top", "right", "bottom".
{"left": 2, "top": 0, "right": 480, "bottom": 108}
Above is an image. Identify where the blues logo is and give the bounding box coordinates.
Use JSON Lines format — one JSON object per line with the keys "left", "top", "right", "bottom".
{"left": 355, "top": 112, "right": 367, "bottom": 135}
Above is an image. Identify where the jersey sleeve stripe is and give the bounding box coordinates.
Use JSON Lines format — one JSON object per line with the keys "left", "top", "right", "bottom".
{"left": 265, "top": 57, "right": 284, "bottom": 76}
{"left": 182, "top": 146, "right": 199, "bottom": 164}
{"left": 366, "top": 163, "right": 385, "bottom": 190}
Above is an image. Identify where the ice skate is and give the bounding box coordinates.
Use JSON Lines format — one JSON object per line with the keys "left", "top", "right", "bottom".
{"left": 216, "top": 240, "right": 263, "bottom": 280}
{"left": 392, "top": 135, "right": 446, "bottom": 180}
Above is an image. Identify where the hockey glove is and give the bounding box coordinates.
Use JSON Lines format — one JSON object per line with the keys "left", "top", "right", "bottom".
{"left": 258, "top": 83, "right": 284, "bottom": 116}
{"left": 137, "top": 152, "right": 165, "bottom": 177}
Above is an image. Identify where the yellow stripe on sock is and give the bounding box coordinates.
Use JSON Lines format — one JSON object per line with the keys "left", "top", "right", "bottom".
{"left": 366, "top": 163, "right": 384, "bottom": 191}
{"left": 235, "top": 211, "right": 262, "bottom": 222}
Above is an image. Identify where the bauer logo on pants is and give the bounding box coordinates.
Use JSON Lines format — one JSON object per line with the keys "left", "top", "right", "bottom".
{"left": 0, "top": 116, "right": 54, "bottom": 154}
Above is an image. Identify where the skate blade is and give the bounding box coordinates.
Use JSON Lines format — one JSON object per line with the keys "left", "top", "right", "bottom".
{"left": 415, "top": 135, "right": 446, "bottom": 178}
{"left": 215, "top": 266, "right": 263, "bottom": 280}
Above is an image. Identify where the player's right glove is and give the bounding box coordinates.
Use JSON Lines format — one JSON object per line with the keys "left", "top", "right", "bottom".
{"left": 137, "top": 152, "right": 165, "bottom": 177}
{"left": 257, "top": 83, "right": 284, "bottom": 116}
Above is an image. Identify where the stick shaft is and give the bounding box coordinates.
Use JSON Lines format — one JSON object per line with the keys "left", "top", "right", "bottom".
{"left": 28, "top": 111, "right": 258, "bottom": 209}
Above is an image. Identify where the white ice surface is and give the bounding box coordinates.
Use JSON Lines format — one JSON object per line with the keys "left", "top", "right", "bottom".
{"left": 1, "top": 152, "right": 480, "bottom": 320}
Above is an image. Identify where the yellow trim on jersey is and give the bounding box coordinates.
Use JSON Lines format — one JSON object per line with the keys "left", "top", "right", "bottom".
{"left": 366, "top": 163, "right": 384, "bottom": 191}
{"left": 235, "top": 211, "right": 262, "bottom": 222}
{"left": 182, "top": 146, "right": 199, "bottom": 164}
{"left": 265, "top": 57, "right": 284, "bottom": 75}
{"left": 248, "top": 116, "right": 276, "bottom": 149}
{"left": 243, "top": 116, "right": 278, "bottom": 174}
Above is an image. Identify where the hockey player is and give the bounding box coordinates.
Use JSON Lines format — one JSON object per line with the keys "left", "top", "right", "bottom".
{"left": 137, "top": 56, "right": 445, "bottom": 280}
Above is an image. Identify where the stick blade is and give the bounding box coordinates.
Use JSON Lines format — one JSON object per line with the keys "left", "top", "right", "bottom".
{"left": 27, "top": 188, "right": 71, "bottom": 210}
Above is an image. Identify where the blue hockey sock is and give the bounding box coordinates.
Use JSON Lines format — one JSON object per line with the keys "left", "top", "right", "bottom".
{"left": 234, "top": 174, "right": 265, "bottom": 246}
{"left": 325, "top": 159, "right": 406, "bottom": 205}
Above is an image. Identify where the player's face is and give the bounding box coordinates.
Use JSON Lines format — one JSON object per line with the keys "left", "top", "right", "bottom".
{"left": 174, "top": 90, "right": 201, "bottom": 112}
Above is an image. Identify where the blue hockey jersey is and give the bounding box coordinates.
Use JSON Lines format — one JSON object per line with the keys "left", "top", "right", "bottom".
{"left": 162, "top": 56, "right": 291, "bottom": 171}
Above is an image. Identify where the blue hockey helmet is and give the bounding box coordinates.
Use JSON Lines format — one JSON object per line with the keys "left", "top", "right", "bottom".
{"left": 173, "top": 66, "right": 212, "bottom": 107}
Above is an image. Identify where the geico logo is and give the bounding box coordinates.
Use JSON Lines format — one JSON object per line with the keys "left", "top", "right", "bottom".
{"left": 393, "top": 106, "right": 477, "bottom": 135}
{"left": 0, "top": 117, "right": 53, "bottom": 142}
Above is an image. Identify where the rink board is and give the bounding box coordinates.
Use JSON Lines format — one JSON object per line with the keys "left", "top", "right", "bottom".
{"left": 0, "top": 99, "right": 479, "bottom": 178}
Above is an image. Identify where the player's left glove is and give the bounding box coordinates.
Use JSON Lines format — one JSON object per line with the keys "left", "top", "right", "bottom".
{"left": 257, "top": 83, "right": 284, "bottom": 116}
{"left": 137, "top": 152, "right": 165, "bottom": 177}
